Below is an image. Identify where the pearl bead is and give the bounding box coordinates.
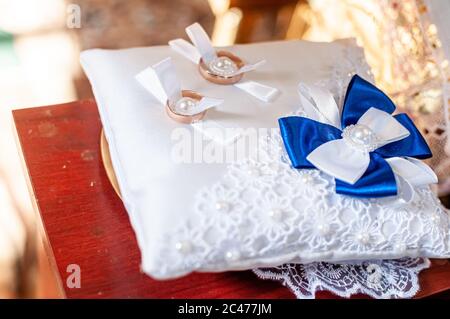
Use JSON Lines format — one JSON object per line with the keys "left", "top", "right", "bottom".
{"left": 225, "top": 249, "right": 240, "bottom": 262}
{"left": 342, "top": 124, "right": 378, "bottom": 152}
{"left": 301, "top": 174, "right": 314, "bottom": 184}
{"left": 317, "top": 223, "right": 331, "bottom": 236}
{"left": 208, "top": 56, "right": 238, "bottom": 76}
{"left": 430, "top": 213, "right": 440, "bottom": 223}
{"left": 357, "top": 233, "right": 370, "bottom": 245}
{"left": 394, "top": 243, "right": 406, "bottom": 252}
{"left": 175, "top": 97, "right": 197, "bottom": 113}
{"left": 351, "top": 125, "right": 374, "bottom": 145}
{"left": 268, "top": 209, "right": 283, "bottom": 221}
{"left": 175, "top": 240, "right": 192, "bottom": 254}
{"left": 215, "top": 200, "right": 230, "bottom": 213}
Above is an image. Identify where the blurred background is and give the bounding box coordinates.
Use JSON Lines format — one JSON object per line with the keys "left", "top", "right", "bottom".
{"left": 0, "top": 0, "right": 449, "bottom": 298}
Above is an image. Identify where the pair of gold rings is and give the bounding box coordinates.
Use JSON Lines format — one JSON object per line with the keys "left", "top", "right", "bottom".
{"left": 166, "top": 50, "right": 244, "bottom": 124}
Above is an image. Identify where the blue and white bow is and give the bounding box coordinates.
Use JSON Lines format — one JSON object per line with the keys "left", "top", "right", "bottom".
{"left": 278, "top": 75, "right": 437, "bottom": 198}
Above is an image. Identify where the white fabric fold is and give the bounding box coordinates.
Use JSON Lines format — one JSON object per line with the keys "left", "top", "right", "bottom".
{"left": 168, "top": 38, "right": 201, "bottom": 64}
{"left": 298, "top": 83, "right": 341, "bottom": 128}
{"left": 386, "top": 157, "right": 438, "bottom": 203}
{"left": 357, "top": 107, "right": 410, "bottom": 147}
{"left": 234, "top": 80, "right": 280, "bottom": 102}
{"left": 185, "top": 22, "right": 216, "bottom": 63}
{"left": 395, "top": 175, "right": 415, "bottom": 203}
{"left": 135, "top": 66, "right": 169, "bottom": 106}
{"left": 306, "top": 139, "right": 370, "bottom": 184}
{"left": 386, "top": 157, "right": 438, "bottom": 186}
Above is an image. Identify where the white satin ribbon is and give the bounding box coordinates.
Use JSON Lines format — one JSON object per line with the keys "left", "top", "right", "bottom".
{"left": 169, "top": 22, "right": 279, "bottom": 102}
{"left": 357, "top": 107, "right": 410, "bottom": 147}
{"left": 386, "top": 157, "right": 438, "bottom": 186}
{"left": 307, "top": 139, "right": 370, "bottom": 184}
{"left": 168, "top": 39, "right": 201, "bottom": 64}
{"left": 135, "top": 57, "right": 222, "bottom": 112}
{"left": 298, "top": 83, "right": 340, "bottom": 128}
{"left": 185, "top": 22, "right": 217, "bottom": 63}
{"left": 136, "top": 60, "right": 175, "bottom": 105}
{"left": 196, "top": 97, "right": 225, "bottom": 113}
{"left": 310, "top": 108, "right": 409, "bottom": 184}
{"left": 234, "top": 60, "right": 267, "bottom": 75}
{"left": 386, "top": 157, "right": 438, "bottom": 202}
{"left": 298, "top": 82, "right": 437, "bottom": 194}
{"left": 149, "top": 57, "right": 182, "bottom": 104}
{"left": 234, "top": 80, "right": 280, "bottom": 102}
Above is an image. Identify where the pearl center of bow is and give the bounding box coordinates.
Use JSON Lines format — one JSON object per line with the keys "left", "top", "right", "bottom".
{"left": 342, "top": 124, "right": 379, "bottom": 152}
{"left": 172, "top": 97, "right": 199, "bottom": 115}
{"left": 208, "top": 56, "right": 238, "bottom": 77}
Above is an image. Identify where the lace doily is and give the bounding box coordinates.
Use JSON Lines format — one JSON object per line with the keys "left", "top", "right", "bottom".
{"left": 152, "top": 46, "right": 450, "bottom": 279}
{"left": 253, "top": 258, "right": 431, "bottom": 299}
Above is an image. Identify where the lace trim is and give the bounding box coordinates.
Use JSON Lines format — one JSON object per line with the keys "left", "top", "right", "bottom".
{"left": 253, "top": 258, "right": 431, "bottom": 299}
{"left": 151, "top": 46, "right": 450, "bottom": 279}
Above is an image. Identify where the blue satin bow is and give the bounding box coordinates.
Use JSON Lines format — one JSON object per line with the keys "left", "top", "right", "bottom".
{"left": 278, "top": 75, "right": 432, "bottom": 198}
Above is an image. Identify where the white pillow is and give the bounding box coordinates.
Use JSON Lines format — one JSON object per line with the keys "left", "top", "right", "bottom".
{"left": 80, "top": 39, "right": 450, "bottom": 279}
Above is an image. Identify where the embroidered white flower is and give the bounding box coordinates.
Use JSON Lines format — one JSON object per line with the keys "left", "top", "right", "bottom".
{"left": 156, "top": 225, "right": 205, "bottom": 276}
{"left": 344, "top": 215, "right": 384, "bottom": 251}
{"left": 250, "top": 190, "right": 299, "bottom": 244}
{"left": 228, "top": 158, "right": 277, "bottom": 188}
{"left": 338, "top": 192, "right": 372, "bottom": 213}
{"left": 419, "top": 208, "right": 449, "bottom": 251}
{"left": 299, "top": 206, "right": 342, "bottom": 250}
{"left": 195, "top": 183, "right": 246, "bottom": 217}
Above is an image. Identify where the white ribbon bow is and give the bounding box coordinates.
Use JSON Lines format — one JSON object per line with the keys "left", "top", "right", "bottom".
{"left": 136, "top": 58, "right": 244, "bottom": 144}
{"left": 136, "top": 57, "right": 223, "bottom": 113}
{"left": 169, "top": 22, "right": 279, "bottom": 102}
{"left": 299, "top": 83, "right": 437, "bottom": 201}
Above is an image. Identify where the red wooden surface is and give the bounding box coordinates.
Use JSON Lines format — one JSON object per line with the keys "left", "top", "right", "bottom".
{"left": 12, "top": 100, "right": 450, "bottom": 299}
